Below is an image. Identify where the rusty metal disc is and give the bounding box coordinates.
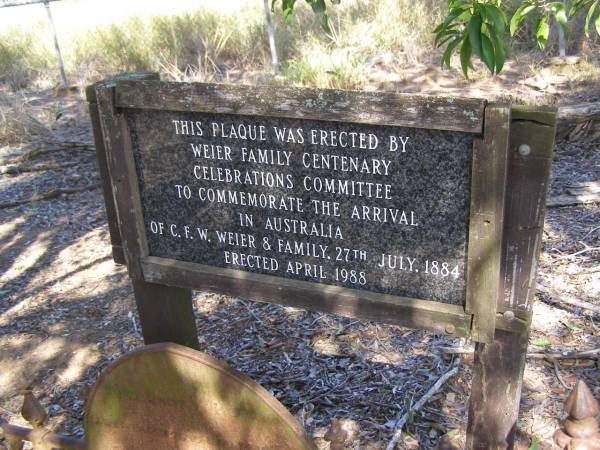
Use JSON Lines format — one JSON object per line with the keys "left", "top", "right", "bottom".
{"left": 84, "top": 343, "right": 315, "bottom": 450}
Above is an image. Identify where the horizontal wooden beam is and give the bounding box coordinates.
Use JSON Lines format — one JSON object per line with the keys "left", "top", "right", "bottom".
{"left": 114, "top": 80, "right": 486, "bottom": 133}
{"left": 141, "top": 256, "right": 473, "bottom": 337}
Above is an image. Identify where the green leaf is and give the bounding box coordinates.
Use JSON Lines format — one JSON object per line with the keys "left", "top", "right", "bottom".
{"left": 484, "top": 5, "right": 506, "bottom": 35}
{"left": 480, "top": 33, "right": 496, "bottom": 73}
{"left": 549, "top": 2, "right": 568, "bottom": 27}
{"left": 536, "top": 16, "right": 549, "bottom": 48}
{"left": 434, "top": 7, "right": 467, "bottom": 34}
{"left": 282, "top": 0, "right": 297, "bottom": 22}
{"left": 308, "top": 0, "right": 326, "bottom": 14}
{"left": 570, "top": 0, "right": 588, "bottom": 17}
{"left": 510, "top": 2, "right": 535, "bottom": 35}
{"left": 306, "top": 0, "right": 331, "bottom": 33}
{"left": 436, "top": 30, "right": 461, "bottom": 48}
{"left": 467, "top": 13, "right": 483, "bottom": 57}
{"left": 489, "top": 26, "right": 505, "bottom": 73}
{"left": 435, "top": 28, "right": 460, "bottom": 47}
{"left": 562, "top": 320, "right": 581, "bottom": 332}
{"left": 585, "top": 0, "right": 598, "bottom": 37}
{"left": 531, "top": 337, "right": 551, "bottom": 348}
{"left": 528, "top": 437, "right": 540, "bottom": 450}
{"left": 442, "top": 36, "right": 463, "bottom": 69}
{"left": 460, "top": 36, "right": 472, "bottom": 78}
{"left": 596, "top": 6, "right": 600, "bottom": 35}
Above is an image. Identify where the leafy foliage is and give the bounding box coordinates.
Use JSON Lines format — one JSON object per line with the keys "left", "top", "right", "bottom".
{"left": 436, "top": 0, "right": 600, "bottom": 77}
{"left": 434, "top": 0, "right": 507, "bottom": 78}
{"left": 271, "top": 0, "right": 341, "bottom": 33}
{"left": 274, "top": 0, "right": 600, "bottom": 78}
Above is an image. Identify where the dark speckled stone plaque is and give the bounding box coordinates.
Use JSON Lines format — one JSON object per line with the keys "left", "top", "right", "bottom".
{"left": 128, "top": 110, "right": 473, "bottom": 305}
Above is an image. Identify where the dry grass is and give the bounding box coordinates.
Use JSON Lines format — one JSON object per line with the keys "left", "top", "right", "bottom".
{"left": 0, "top": 0, "right": 450, "bottom": 90}
{"left": 0, "top": 93, "right": 50, "bottom": 145}
{"left": 1, "top": 0, "right": 598, "bottom": 93}
{"left": 0, "top": 30, "right": 52, "bottom": 91}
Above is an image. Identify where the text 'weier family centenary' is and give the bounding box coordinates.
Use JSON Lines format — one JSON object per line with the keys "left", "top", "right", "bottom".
{"left": 129, "top": 111, "right": 474, "bottom": 304}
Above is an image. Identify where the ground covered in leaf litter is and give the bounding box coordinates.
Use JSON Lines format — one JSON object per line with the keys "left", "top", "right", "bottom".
{"left": 0, "top": 76, "right": 598, "bottom": 449}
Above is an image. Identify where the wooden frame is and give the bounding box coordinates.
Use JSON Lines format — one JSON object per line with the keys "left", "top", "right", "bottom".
{"left": 88, "top": 74, "right": 558, "bottom": 449}
{"left": 95, "top": 79, "right": 510, "bottom": 343}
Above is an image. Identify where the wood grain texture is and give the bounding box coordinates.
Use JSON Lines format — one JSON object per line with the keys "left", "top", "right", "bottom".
{"left": 87, "top": 97, "right": 125, "bottom": 264}
{"left": 465, "top": 104, "right": 510, "bottom": 343}
{"left": 466, "top": 328, "right": 530, "bottom": 450}
{"left": 96, "top": 80, "right": 200, "bottom": 350}
{"left": 141, "top": 256, "right": 472, "bottom": 337}
{"left": 96, "top": 85, "right": 148, "bottom": 279}
{"left": 466, "top": 106, "right": 557, "bottom": 450}
{"left": 114, "top": 80, "right": 486, "bottom": 133}
{"left": 132, "top": 280, "right": 200, "bottom": 350}
{"left": 499, "top": 106, "right": 557, "bottom": 313}
{"left": 86, "top": 73, "right": 159, "bottom": 265}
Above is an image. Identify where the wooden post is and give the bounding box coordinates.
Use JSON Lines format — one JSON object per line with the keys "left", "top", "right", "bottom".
{"left": 86, "top": 72, "right": 160, "bottom": 265}
{"left": 42, "top": 0, "right": 67, "bottom": 87}
{"left": 89, "top": 73, "right": 200, "bottom": 351}
{"left": 466, "top": 106, "right": 557, "bottom": 449}
{"left": 132, "top": 281, "right": 199, "bottom": 350}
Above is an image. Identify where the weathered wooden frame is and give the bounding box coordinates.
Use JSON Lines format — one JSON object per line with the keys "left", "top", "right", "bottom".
{"left": 88, "top": 74, "right": 557, "bottom": 449}
{"left": 94, "top": 79, "right": 510, "bottom": 343}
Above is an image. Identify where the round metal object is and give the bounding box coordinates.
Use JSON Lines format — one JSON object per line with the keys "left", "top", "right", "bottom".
{"left": 503, "top": 310, "right": 515, "bottom": 321}
{"left": 518, "top": 144, "right": 531, "bottom": 156}
{"left": 85, "top": 343, "right": 315, "bottom": 450}
{"left": 445, "top": 324, "right": 456, "bottom": 334}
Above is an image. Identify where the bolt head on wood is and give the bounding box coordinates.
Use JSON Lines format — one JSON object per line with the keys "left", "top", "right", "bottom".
{"left": 565, "top": 380, "right": 599, "bottom": 420}
{"left": 445, "top": 324, "right": 456, "bottom": 334}
{"left": 518, "top": 144, "right": 531, "bottom": 156}
{"left": 503, "top": 310, "right": 515, "bottom": 321}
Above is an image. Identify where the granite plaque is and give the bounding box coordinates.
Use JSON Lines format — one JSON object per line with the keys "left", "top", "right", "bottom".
{"left": 128, "top": 110, "right": 473, "bottom": 305}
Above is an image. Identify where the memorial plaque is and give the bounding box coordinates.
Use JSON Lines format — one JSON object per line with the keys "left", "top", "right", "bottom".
{"left": 96, "top": 80, "right": 510, "bottom": 339}
{"left": 85, "top": 343, "right": 315, "bottom": 450}
{"left": 129, "top": 108, "right": 473, "bottom": 305}
{"left": 89, "top": 77, "right": 558, "bottom": 448}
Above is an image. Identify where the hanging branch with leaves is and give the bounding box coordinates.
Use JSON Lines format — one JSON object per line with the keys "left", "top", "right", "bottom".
{"left": 435, "top": 0, "right": 600, "bottom": 77}
{"left": 434, "top": 0, "right": 507, "bottom": 78}
{"left": 272, "top": 0, "right": 600, "bottom": 78}
{"left": 271, "top": 0, "right": 340, "bottom": 33}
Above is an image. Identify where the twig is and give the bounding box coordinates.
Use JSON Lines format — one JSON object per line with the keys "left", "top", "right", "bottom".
{"left": 385, "top": 360, "right": 460, "bottom": 450}
{"left": 1, "top": 162, "right": 79, "bottom": 175}
{"left": 553, "top": 360, "right": 570, "bottom": 390}
{"left": 537, "top": 283, "right": 600, "bottom": 315}
{"left": 441, "top": 346, "right": 600, "bottom": 360}
{"left": 552, "top": 246, "right": 600, "bottom": 260}
{"left": 557, "top": 102, "right": 600, "bottom": 122}
{"left": 581, "top": 225, "right": 600, "bottom": 241}
{"left": 439, "top": 346, "right": 474, "bottom": 355}
{"left": 0, "top": 184, "right": 99, "bottom": 209}
{"left": 1, "top": 142, "right": 94, "bottom": 165}
{"left": 527, "top": 347, "right": 600, "bottom": 360}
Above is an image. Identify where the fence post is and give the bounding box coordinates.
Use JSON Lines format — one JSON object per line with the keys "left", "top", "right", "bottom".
{"left": 87, "top": 72, "right": 200, "bottom": 350}
{"left": 42, "top": 0, "right": 67, "bottom": 87}
{"left": 466, "top": 106, "right": 557, "bottom": 448}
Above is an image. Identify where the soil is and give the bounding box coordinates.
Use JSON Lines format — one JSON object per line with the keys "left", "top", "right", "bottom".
{"left": 0, "top": 62, "right": 599, "bottom": 449}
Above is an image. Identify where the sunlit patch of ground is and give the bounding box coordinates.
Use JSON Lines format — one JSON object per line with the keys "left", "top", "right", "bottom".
{"left": 0, "top": 66, "right": 598, "bottom": 448}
